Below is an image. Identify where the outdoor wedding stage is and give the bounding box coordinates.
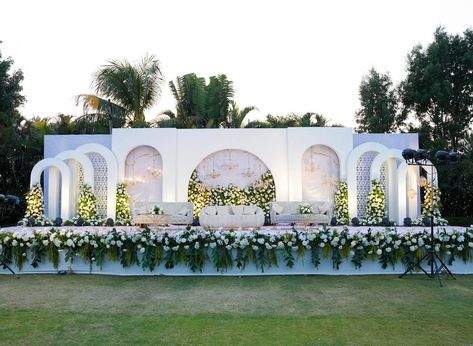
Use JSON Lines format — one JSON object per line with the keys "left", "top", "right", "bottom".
{"left": 2, "top": 127, "right": 472, "bottom": 276}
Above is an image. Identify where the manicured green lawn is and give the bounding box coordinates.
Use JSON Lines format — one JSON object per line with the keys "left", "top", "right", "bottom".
{"left": 0, "top": 274, "right": 472, "bottom": 345}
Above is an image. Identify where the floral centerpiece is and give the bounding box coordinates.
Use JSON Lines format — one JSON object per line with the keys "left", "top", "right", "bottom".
{"left": 298, "top": 202, "right": 313, "bottom": 214}
{"left": 151, "top": 206, "right": 165, "bottom": 215}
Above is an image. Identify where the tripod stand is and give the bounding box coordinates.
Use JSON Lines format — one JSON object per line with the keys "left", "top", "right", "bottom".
{"left": 399, "top": 215, "right": 455, "bottom": 286}
{"left": 0, "top": 258, "right": 19, "bottom": 278}
{"left": 398, "top": 154, "right": 457, "bottom": 286}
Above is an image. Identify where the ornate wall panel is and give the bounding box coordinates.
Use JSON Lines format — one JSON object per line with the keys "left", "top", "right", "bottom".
{"left": 356, "top": 151, "right": 377, "bottom": 218}
{"left": 301, "top": 145, "right": 339, "bottom": 203}
{"left": 87, "top": 153, "right": 108, "bottom": 218}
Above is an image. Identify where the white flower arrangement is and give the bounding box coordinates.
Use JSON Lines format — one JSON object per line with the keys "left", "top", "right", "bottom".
{"left": 334, "top": 180, "right": 349, "bottom": 224}
{"left": 77, "top": 184, "right": 98, "bottom": 221}
{"left": 420, "top": 183, "right": 448, "bottom": 226}
{"left": 188, "top": 170, "right": 276, "bottom": 220}
{"left": 365, "top": 180, "right": 386, "bottom": 225}
{"left": 298, "top": 202, "right": 313, "bottom": 214}
{"left": 23, "top": 183, "right": 45, "bottom": 222}
{"left": 116, "top": 183, "right": 133, "bottom": 226}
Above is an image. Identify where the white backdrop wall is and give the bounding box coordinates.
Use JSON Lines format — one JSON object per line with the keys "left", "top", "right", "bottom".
{"left": 40, "top": 128, "right": 420, "bottom": 222}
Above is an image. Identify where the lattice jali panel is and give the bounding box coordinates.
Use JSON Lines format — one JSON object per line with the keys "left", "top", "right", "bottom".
{"left": 380, "top": 162, "right": 389, "bottom": 214}
{"left": 356, "top": 151, "right": 377, "bottom": 218}
{"left": 86, "top": 153, "right": 108, "bottom": 218}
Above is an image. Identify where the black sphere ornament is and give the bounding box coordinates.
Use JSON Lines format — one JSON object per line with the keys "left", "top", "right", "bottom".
{"left": 403, "top": 217, "right": 412, "bottom": 227}
{"left": 76, "top": 217, "right": 84, "bottom": 226}
{"left": 330, "top": 217, "right": 338, "bottom": 226}
{"left": 422, "top": 217, "right": 432, "bottom": 227}
{"left": 106, "top": 218, "right": 114, "bottom": 227}
{"left": 382, "top": 217, "right": 391, "bottom": 227}
{"left": 351, "top": 217, "right": 360, "bottom": 226}
{"left": 54, "top": 217, "right": 63, "bottom": 226}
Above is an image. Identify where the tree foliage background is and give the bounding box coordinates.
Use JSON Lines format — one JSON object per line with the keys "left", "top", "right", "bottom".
{"left": 1, "top": 26, "right": 473, "bottom": 225}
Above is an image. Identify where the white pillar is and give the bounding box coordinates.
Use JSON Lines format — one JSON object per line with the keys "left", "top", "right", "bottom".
{"left": 47, "top": 167, "right": 59, "bottom": 219}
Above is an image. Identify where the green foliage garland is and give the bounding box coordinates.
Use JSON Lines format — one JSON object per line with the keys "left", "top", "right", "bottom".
{"left": 0, "top": 227, "right": 472, "bottom": 272}
{"left": 365, "top": 180, "right": 386, "bottom": 225}
{"left": 334, "top": 180, "right": 349, "bottom": 224}
{"left": 188, "top": 170, "right": 276, "bottom": 219}
{"left": 116, "top": 183, "right": 132, "bottom": 226}
{"left": 77, "top": 184, "right": 98, "bottom": 220}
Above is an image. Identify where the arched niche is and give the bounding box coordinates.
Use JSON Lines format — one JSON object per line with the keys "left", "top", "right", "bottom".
{"left": 124, "top": 146, "right": 163, "bottom": 213}
{"left": 301, "top": 145, "right": 339, "bottom": 203}
{"left": 76, "top": 143, "right": 118, "bottom": 219}
{"left": 30, "top": 158, "right": 71, "bottom": 220}
{"left": 188, "top": 149, "right": 276, "bottom": 217}
{"left": 346, "top": 142, "right": 388, "bottom": 219}
{"left": 56, "top": 150, "right": 95, "bottom": 216}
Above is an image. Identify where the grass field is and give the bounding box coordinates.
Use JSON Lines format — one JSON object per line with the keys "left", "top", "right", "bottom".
{"left": 0, "top": 274, "right": 472, "bottom": 345}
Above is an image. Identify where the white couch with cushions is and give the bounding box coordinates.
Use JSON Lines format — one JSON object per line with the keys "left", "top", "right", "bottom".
{"left": 133, "top": 202, "right": 194, "bottom": 225}
{"left": 199, "top": 205, "right": 265, "bottom": 228}
{"left": 269, "top": 201, "right": 331, "bottom": 225}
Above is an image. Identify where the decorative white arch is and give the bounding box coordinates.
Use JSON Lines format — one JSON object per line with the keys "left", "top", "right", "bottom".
{"left": 56, "top": 150, "right": 95, "bottom": 188}
{"left": 346, "top": 142, "right": 388, "bottom": 219}
{"left": 396, "top": 160, "right": 439, "bottom": 224}
{"left": 369, "top": 149, "right": 405, "bottom": 223}
{"left": 30, "top": 158, "right": 71, "bottom": 220}
{"left": 370, "top": 149, "right": 403, "bottom": 181}
{"left": 56, "top": 150, "right": 95, "bottom": 218}
{"left": 76, "top": 144, "right": 118, "bottom": 219}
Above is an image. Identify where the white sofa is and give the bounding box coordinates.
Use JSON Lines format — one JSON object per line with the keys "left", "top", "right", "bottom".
{"left": 269, "top": 201, "right": 331, "bottom": 225}
{"left": 199, "top": 205, "right": 265, "bottom": 228}
{"left": 133, "top": 202, "right": 194, "bottom": 225}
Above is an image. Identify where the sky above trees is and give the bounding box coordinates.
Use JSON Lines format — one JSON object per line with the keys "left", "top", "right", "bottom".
{"left": 1, "top": 0, "right": 472, "bottom": 126}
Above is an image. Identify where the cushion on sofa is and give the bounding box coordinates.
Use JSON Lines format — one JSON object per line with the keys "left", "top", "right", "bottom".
{"left": 176, "top": 207, "right": 188, "bottom": 216}
{"left": 272, "top": 203, "right": 284, "bottom": 214}
{"left": 316, "top": 202, "right": 329, "bottom": 214}
{"left": 243, "top": 206, "right": 257, "bottom": 215}
{"left": 205, "top": 206, "right": 217, "bottom": 215}
{"left": 231, "top": 205, "right": 244, "bottom": 215}
{"left": 216, "top": 206, "right": 231, "bottom": 215}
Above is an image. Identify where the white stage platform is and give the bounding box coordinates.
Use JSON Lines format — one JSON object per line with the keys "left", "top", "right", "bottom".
{"left": 1, "top": 226, "right": 472, "bottom": 276}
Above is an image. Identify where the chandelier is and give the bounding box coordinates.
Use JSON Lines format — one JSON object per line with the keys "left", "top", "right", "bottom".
{"left": 222, "top": 149, "right": 239, "bottom": 170}
{"left": 206, "top": 160, "right": 221, "bottom": 179}
{"left": 241, "top": 153, "right": 255, "bottom": 178}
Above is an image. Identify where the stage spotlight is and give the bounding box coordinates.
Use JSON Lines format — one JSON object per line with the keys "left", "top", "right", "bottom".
{"left": 402, "top": 149, "right": 416, "bottom": 161}
{"left": 435, "top": 150, "right": 449, "bottom": 161}
{"left": 448, "top": 152, "right": 462, "bottom": 162}
{"left": 414, "top": 149, "right": 429, "bottom": 162}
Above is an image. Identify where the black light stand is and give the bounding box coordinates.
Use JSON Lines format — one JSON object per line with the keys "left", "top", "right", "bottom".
{"left": 399, "top": 149, "right": 461, "bottom": 286}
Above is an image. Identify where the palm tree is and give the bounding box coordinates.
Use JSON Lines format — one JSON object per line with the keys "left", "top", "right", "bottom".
{"left": 227, "top": 101, "right": 257, "bottom": 128}
{"left": 90, "top": 54, "right": 163, "bottom": 126}
{"left": 156, "top": 73, "right": 239, "bottom": 128}
{"left": 299, "top": 112, "right": 329, "bottom": 127}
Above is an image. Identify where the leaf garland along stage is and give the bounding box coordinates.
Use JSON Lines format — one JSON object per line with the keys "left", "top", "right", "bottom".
{"left": 0, "top": 227, "right": 472, "bottom": 273}
{"left": 188, "top": 170, "right": 276, "bottom": 219}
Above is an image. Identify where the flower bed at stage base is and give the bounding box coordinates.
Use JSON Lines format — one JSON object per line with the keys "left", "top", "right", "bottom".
{"left": 1, "top": 226, "right": 472, "bottom": 276}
